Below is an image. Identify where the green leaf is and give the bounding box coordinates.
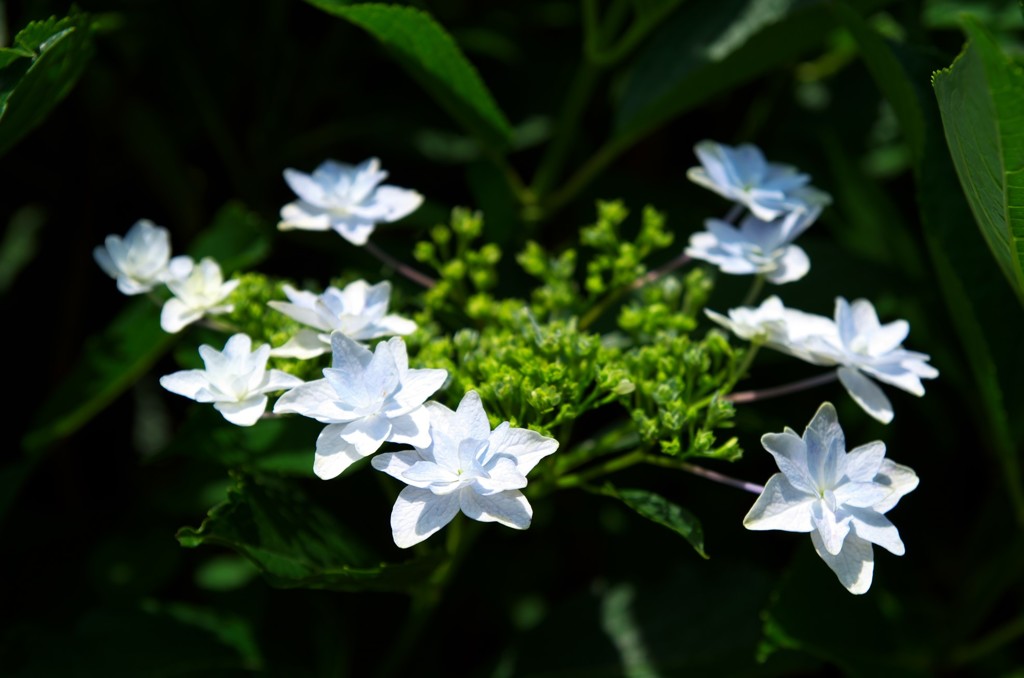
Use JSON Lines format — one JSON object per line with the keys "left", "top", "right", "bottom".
{"left": 23, "top": 299, "right": 176, "bottom": 455}
{"left": 0, "top": 12, "right": 95, "bottom": 157}
{"left": 836, "top": 2, "right": 1024, "bottom": 525}
{"left": 177, "top": 474, "right": 443, "bottom": 592}
{"left": 614, "top": 0, "right": 886, "bottom": 146}
{"left": 22, "top": 202, "right": 272, "bottom": 455}
{"left": 163, "top": 406, "right": 321, "bottom": 476}
{"left": 306, "top": 1, "right": 513, "bottom": 150}
{"left": 605, "top": 486, "right": 708, "bottom": 558}
{"left": 933, "top": 19, "right": 1024, "bottom": 305}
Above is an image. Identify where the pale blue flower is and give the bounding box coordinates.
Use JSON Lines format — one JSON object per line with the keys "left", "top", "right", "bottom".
{"left": 268, "top": 279, "right": 416, "bottom": 360}
{"left": 687, "top": 140, "right": 830, "bottom": 222}
{"left": 274, "top": 332, "right": 447, "bottom": 480}
{"left": 93, "top": 219, "right": 173, "bottom": 295}
{"left": 160, "top": 334, "right": 303, "bottom": 426}
{"left": 744, "top": 402, "right": 918, "bottom": 594}
{"left": 372, "top": 391, "right": 558, "bottom": 548}
{"left": 686, "top": 214, "right": 811, "bottom": 284}
{"left": 278, "top": 157, "right": 423, "bottom": 245}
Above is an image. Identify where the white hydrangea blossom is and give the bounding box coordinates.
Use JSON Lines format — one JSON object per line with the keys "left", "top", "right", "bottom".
{"left": 159, "top": 333, "right": 304, "bottom": 426}
{"left": 274, "top": 332, "right": 447, "bottom": 480}
{"left": 706, "top": 296, "right": 938, "bottom": 423}
{"left": 278, "top": 157, "right": 423, "bottom": 245}
{"left": 268, "top": 279, "right": 416, "bottom": 359}
{"left": 687, "top": 140, "right": 830, "bottom": 222}
{"left": 372, "top": 391, "right": 559, "bottom": 548}
{"left": 93, "top": 219, "right": 174, "bottom": 295}
{"left": 160, "top": 256, "right": 240, "bottom": 334}
{"left": 744, "top": 402, "right": 918, "bottom": 594}
{"left": 686, "top": 215, "right": 812, "bottom": 284}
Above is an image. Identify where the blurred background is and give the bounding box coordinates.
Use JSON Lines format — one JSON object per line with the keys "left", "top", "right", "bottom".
{"left": 3, "top": 0, "right": 1023, "bottom": 675}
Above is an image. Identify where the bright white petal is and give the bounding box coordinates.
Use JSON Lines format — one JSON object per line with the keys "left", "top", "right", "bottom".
{"left": 314, "top": 423, "right": 372, "bottom": 480}
{"left": 387, "top": 407, "right": 433, "bottom": 448}
{"left": 373, "top": 314, "right": 418, "bottom": 337}
{"left": 404, "top": 460, "right": 460, "bottom": 486}
{"left": 848, "top": 508, "right": 905, "bottom": 555}
{"left": 810, "top": 530, "right": 875, "bottom": 595}
{"left": 331, "top": 217, "right": 377, "bottom": 246}
{"left": 372, "top": 185, "right": 424, "bottom": 221}
{"left": 760, "top": 431, "right": 816, "bottom": 495}
{"left": 391, "top": 369, "right": 448, "bottom": 413}
{"left": 160, "top": 298, "right": 202, "bottom": 334}
{"left": 486, "top": 423, "right": 559, "bottom": 475}
{"left": 873, "top": 460, "right": 919, "bottom": 513}
{"left": 838, "top": 367, "right": 894, "bottom": 424}
{"left": 283, "top": 168, "right": 329, "bottom": 206}
{"left": 810, "top": 499, "right": 850, "bottom": 555}
{"left": 93, "top": 246, "right": 119, "bottom": 278}
{"left": 337, "top": 415, "right": 392, "bottom": 457}
{"left": 842, "top": 441, "right": 886, "bottom": 482}
{"left": 159, "top": 370, "right": 211, "bottom": 399}
{"left": 214, "top": 396, "right": 268, "bottom": 427}
{"left": 472, "top": 456, "right": 528, "bottom": 495}
{"left": 743, "top": 474, "right": 815, "bottom": 533}
{"left": 278, "top": 201, "right": 332, "bottom": 231}
{"left": 833, "top": 482, "right": 893, "bottom": 509}
{"left": 371, "top": 449, "right": 424, "bottom": 481}
{"left": 459, "top": 488, "right": 533, "bottom": 529}
{"left": 453, "top": 391, "right": 492, "bottom": 443}
{"left": 259, "top": 369, "right": 305, "bottom": 393}
{"left": 274, "top": 379, "right": 359, "bottom": 422}
{"left": 390, "top": 487, "right": 460, "bottom": 548}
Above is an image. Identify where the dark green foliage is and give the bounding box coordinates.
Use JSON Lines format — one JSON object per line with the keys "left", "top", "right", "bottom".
{"left": 6, "top": 1, "right": 1024, "bottom": 676}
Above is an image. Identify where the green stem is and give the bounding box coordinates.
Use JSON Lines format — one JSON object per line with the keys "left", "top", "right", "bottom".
{"left": 554, "top": 449, "right": 646, "bottom": 491}
{"left": 541, "top": 134, "right": 635, "bottom": 218}
{"left": 741, "top": 273, "right": 766, "bottom": 307}
{"left": 950, "top": 614, "right": 1024, "bottom": 666}
{"left": 723, "top": 341, "right": 761, "bottom": 392}
{"left": 530, "top": 61, "right": 603, "bottom": 199}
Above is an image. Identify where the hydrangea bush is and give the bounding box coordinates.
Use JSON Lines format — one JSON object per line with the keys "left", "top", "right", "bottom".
{"left": 11, "top": 1, "right": 1024, "bottom": 675}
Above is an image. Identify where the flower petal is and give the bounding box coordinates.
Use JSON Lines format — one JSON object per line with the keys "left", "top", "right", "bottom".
{"left": 760, "top": 431, "right": 816, "bottom": 495}
{"left": 810, "top": 530, "right": 875, "bottom": 595}
{"left": 390, "top": 368, "right": 448, "bottom": 414}
{"left": 274, "top": 379, "right": 360, "bottom": 422}
{"left": 486, "top": 423, "right": 559, "bottom": 475}
{"left": 833, "top": 482, "right": 893, "bottom": 508}
{"left": 314, "top": 423, "right": 372, "bottom": 480}
{"left": 743, "top": 474, "right": 815, "bottom": 533}
{"left": 337, "top": 415, "right": 391, "bottom": 457}
{"left": 259, "top": 369, "right": 305, "bottom": 394}
{"left": 160, "top": 298, "right": 202, "bottom": 334}
{"left": 159, "top": 370, "right": 210, "bottom": 399}
{"left": 848, "top": 508, "right": 905, "bottom": 555}
{"left": 214, "top": 396, "right": 268, "bottom": 427}
{"left": 765, "top": 244, "right": 809, "bottom": 284}
{"left": 872, "top": 460, "right": 919, "bottom": 513}
{"left": 390, "top": 486, "right": 460, "bottom": 548}
{"left": 372, "top": 185, "right": 424, "bottom": 222}
{"left": 453, "top": 391, "right": 491, "bottom": 443}
{"left": 837, "top": 366, "right": 894, "bottom": 424}
{"left": 842, "top": 441, "right": 886, "bottom": 483}
{"left": 387, "top": 407, "right": 432, "bottom": 448}
{"left": 371, "top": 449, "right": 424, "bottom": 481}
{"left": 459, "top": 488, "right": 533, "bottom": 529}
{"left": 810, "top": 499, "right": 850, "bottom": 556}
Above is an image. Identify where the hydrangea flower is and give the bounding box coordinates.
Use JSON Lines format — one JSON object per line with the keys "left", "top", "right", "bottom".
{"left": 744, "top": 402, "right": 918, "bottom": 594}
{"left": 159, "top": 333, "right": 304, "bottom": 426}
{"left": 372, "top": 391, "right": 559, "bottom": 548}
{"left": 705, "top": 296, "right": 839, "bottom": 364}
{"left": 160, "top": 256, "right": 240, "bottom": 333}
{"left": 93, "top": 219, "right": 173, "bottom": 294}
{"left": 274, "top": 332, "right": 447, "bottom": 480}
{"left": 686, "top": 215, "right": 811, "bottom": 284}
{"left": 268, "top": 279, "right": 416, "bottom": 359}
{"left": 812, "top": 298, "right": 939, "bottom": 424}
{"left": 278, "top": 157, "right": 423, "bottom": 246}
{"left": 706, "top": 296, "right": 938, "bottom": 423}
{"left": 687, "top": 140, "right": 825, "bottom": 221}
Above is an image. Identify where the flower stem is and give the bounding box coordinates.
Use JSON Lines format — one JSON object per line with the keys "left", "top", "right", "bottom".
{"left": 579, "top": 253, "right": 692, "bottom": 330}
{"left": 364, "top": 241, "right": 437, "bottom": 289}
{"left": 741, "top": 273, "right": 766, "bottom": 307}
{"left": 641, "top": 456, "right": 765, "bottom": 494}
{"left": 725, "top": 370, "right": 838, "bottom": 404}
{"left": 628, "top": 253, "right": 691, "bottom": 291}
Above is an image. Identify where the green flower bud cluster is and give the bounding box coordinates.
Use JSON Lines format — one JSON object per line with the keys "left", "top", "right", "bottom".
{"left": 413, "top": 311, "right": 620, "bottom": 436}
{"left": 618, "top": 268, "right": 713, "bottom": 337}
{"left": 413, "top": 208, "right": 501, "bottom": 315}
{"left": 618, "top": 328, "right": 741, "bottom": 459}
{"left": 221, "top": 272, "right": 323, "bottom": 381}
{"left": 580, "top": 201, "right": 674, "bottom": 296}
